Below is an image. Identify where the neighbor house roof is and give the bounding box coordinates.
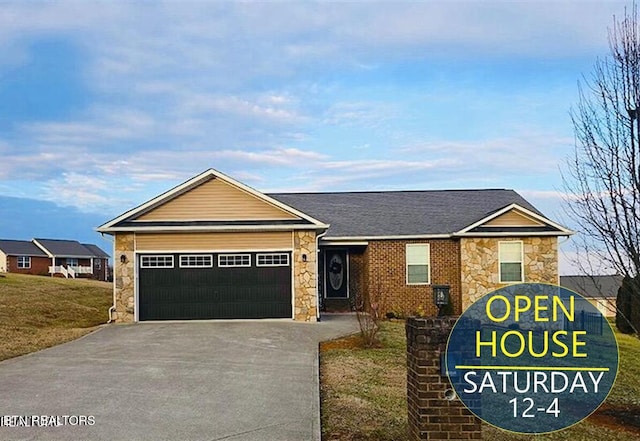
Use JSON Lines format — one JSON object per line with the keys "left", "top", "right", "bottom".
{"left": 33, "top": 239, "right": 109, "bottom": 259}
{"left": 83, "top": 243, "right": 111, "bottom": 259}
{"left": 560, "top": 275, "right": 623, "bottom": 300}
{"left": 269, "top": 189, "right": 562, "bottom": 238}
{"left": 0, "top": 239, "right": 48, "bottom": 257}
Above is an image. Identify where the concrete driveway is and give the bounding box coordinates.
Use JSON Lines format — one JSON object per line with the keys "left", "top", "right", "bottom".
{"left": 0, "top": 314, "right": 358, "bottom": 441}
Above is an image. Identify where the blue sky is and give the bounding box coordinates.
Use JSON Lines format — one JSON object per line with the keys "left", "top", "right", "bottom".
{"left": 0, "top": 1, "right": 629, "bottom": 271}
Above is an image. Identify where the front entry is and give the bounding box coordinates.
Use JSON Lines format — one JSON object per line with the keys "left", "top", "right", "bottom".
{"left": 324, "top": 250, "right": 348, "bottom": 298}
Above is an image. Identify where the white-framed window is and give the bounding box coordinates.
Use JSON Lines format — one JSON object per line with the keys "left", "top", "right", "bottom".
{"left": 257, "top": 253, "right": 290, "bottom": 267}
{"left": 180, "top": 254, "right": 213, "bottom": 268}
{"left": 95, "top": 259, "right": 102, "bottom": 270}
{"left": 218, "top": 254, "right": 251, "bottom": 267}
{"left": 67, "top": 258, "right": 79, "bottom": 267}
{"left": 406, "top": 244, "right": 430, "bottom": 285}
{"left": 499, "top": 241, "right": 524, "bottom": 283}
{"left": 17, "top": 256, "right": 31, "bottom": 269}
{"left": 140, "top": 255, "right": 174, "bottom": 268}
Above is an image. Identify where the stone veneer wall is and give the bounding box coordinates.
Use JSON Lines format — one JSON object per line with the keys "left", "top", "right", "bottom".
{"left": 460, "top": 236, "right": 558, "bottom": 309}
{"left": 293, "top": 230, "right": 318, "bottom": 321}
{"left": 363, "top": 239, "right": 462, "bottom": 317}
{"left": 113, "top": 233, "right": 135, "bottom": 323}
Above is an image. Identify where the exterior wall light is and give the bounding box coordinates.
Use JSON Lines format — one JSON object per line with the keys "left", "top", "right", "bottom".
{"left": 302, "top": 254, "right": 307, "bottom": 262}
{"left": 120, "top": 254, "right": 128, "bottom": 264}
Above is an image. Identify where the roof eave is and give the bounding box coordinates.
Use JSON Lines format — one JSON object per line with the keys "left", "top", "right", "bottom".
{"left": 96, "top": 223, "right": 330, "bottom": 234}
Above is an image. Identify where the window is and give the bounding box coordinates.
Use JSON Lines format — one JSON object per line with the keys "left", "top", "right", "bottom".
{"left": 257, "top": 253, "right": 289, "bottom": 267}
{"left": 95, "top": 259, "right": 102, "bottom": 270}
{"left": 140, "top": 255, "right": 174, "bottom": 268}
{"left": 218, "top": 254, "right": 251, "bottom": 267}
{"left": 67, "top": 258, "right": 79, "bottom": 267}
{"left": 180, "top": 254, "right": 213, "bottom": 268}
{"left": 406, "top": 244, "right": 430, "bottom": 285}
{"left": 499, "top": 241, "right": 524, "bottom": 283}
{"left": 17, "top": 256, "right": 31, "bottom": 269}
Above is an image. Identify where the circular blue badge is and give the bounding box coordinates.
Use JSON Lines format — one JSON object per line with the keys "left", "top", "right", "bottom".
{"left": 446, "top": 283, "right": 618, "bottom": 434}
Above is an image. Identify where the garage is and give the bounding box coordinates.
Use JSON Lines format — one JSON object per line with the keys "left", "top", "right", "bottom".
{"left": 138, "top": 252, "right": 292, "bottom": 320}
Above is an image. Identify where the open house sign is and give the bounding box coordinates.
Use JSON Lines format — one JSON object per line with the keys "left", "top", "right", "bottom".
{"left": 446, "top": 283, "right": 619, "bottom": 434}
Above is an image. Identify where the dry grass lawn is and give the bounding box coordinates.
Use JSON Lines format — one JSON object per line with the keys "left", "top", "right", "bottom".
{"left": 0, "top": 273, "right": 112, "bottom": 361}
{"left": 320, "top": 321, "right": 640, "bottom": 441}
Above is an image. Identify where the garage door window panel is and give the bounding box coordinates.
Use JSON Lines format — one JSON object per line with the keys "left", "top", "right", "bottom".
{"left": 180, "top": 255, "right": 213, "bottom": 268}
{"left": 141, "top": 255, "right": 174, "bottom": 268}
{"left": 257, "top": 253, "right": 290, "bottom": 267}
{"left": 218, "top": 254, "right": 251, "bottom": 267}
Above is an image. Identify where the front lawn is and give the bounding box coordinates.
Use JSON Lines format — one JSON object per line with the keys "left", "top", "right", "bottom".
{"left": 320, "top": 321, "right": 640, "bottom": 441}
{"left": 0, "top": 273, "right": 112, "bottom": 361}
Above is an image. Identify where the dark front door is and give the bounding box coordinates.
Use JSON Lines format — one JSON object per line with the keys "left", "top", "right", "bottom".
{"left": 325, "top": 250, "right": 348, "bottom": 298}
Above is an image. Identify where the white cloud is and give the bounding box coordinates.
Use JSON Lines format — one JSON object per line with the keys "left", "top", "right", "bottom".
{"left": 0, "top": 1, "right": 628, "bottom": 213}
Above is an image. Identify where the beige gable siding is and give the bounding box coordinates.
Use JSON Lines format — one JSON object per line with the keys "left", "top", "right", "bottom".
{"left": 483, "top": 209, "right": 544, "bottom": 227}
{"left": 0, "top": 251, "right": 6, "bottom": 272}
{"left": 135, "top": 232, "right": 293, "bottom": 251}
{"left": 137, "top": 178, "right": 299, "bottom": 221}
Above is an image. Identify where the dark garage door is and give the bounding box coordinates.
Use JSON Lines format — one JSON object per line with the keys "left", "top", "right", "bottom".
{"left": 138, "top": 252, "right": 292, "bottom": 320}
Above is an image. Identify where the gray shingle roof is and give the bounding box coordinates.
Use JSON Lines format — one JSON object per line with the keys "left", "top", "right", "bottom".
{"left": 268, "top": 189, "right": 542, "bottom": 237}
{"left": 0, "top": 240, "right": 47, "bottom": 257}
{"left": 82, "top": 243, "right": 110, "bottom": 259}
{"left": 560, "top": 275, "right": 623, "bottom": 299}
{"left": 34, "top": 239, "right": 106, "bottom": 258}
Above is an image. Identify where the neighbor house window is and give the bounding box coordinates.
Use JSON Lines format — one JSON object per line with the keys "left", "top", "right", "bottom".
{"left": 218, "top": 254, "right": 251, "bottom": 267}
{"left": 180, "top": 254, "right": 213, "bottom": 268}
{"left": 406, "top": 244, "right": 430, "bottom": 285}
{"left": 499, "top": 241, "right": 524, "bottom": 283}
{"left": 17, "top": 256, "right": 31, "bottom": 269}
{"left": 257, "top": 253, "right": 289, "bottom": 267}
{"left": 140, "top": 255, "right": 174, "bottom": 268}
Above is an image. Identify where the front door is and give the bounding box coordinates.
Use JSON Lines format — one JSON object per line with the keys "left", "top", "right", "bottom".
{"left": 325, "top": 250, "right": 348, "bottom": 298}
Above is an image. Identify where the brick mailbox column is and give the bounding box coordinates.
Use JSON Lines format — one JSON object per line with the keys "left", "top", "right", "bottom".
{"left": 406, "top": 317, "right": 481, "bottom": 441}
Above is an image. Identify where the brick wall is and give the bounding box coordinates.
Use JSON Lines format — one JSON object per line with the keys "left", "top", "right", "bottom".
{"left": 7, "top": 256, "right": 51, "bottom": 276}
{"left": 406, "top": 317, "right": 481, "bottom": 441}
{"left": 363, "top": 239, "right": 461, "bottom": 317}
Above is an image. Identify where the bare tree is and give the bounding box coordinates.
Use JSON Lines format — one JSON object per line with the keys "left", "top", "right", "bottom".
{"left": 563, "top": 3, "right": 640, "bottom": 334}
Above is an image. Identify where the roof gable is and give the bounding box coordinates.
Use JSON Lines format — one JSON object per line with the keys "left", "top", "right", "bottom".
{"left": 482, "top": 208, "right": 544, "bottom": 227}
{"left": 457, "top": 204, "right": 573, "bottom": 236}
{"left": 97, "top": 169, "right": 328, "bottom": 232}
{"left": 137, "top": 176, "right": 299, "bottom": 221}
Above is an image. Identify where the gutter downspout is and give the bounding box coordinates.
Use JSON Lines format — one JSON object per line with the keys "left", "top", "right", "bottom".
{"left": 101, "top": 233, "right": 116, "bottom": 324}
{"left": 315, "top": 229, "right": 328, "bottom": 322}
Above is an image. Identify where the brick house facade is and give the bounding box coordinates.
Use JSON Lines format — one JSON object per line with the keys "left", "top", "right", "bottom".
{"left": 99, "top": 169, "right": 572, "bottom": 322}
{"left": 0, "top": 239, "right": 110, "bottom": 280}
{"left": 5, "top": 255, "right": 51, "bottom": 276}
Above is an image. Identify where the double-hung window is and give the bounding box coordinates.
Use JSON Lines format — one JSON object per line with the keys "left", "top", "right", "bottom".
{"left": 499, "top": 241, "right": 524, "bottom": 283}
{"left": 17, "top": 256, "right": 31, "bottom": 269}
{"left": 406, "top": 244, "right": 430, "bottom": 285}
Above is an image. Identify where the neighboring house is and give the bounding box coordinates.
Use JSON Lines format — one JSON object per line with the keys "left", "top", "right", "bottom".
{"left": 0, "top": 238, "right": 110, "bottom": 281}
{"left": 0, "top": 240, "right": 49, "bottom": 275}
{"left": 560, "top": 275, "right": 622, "bottom": 318}
{"left": 97, "top": 169, "right": 572, "bottom": 323}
